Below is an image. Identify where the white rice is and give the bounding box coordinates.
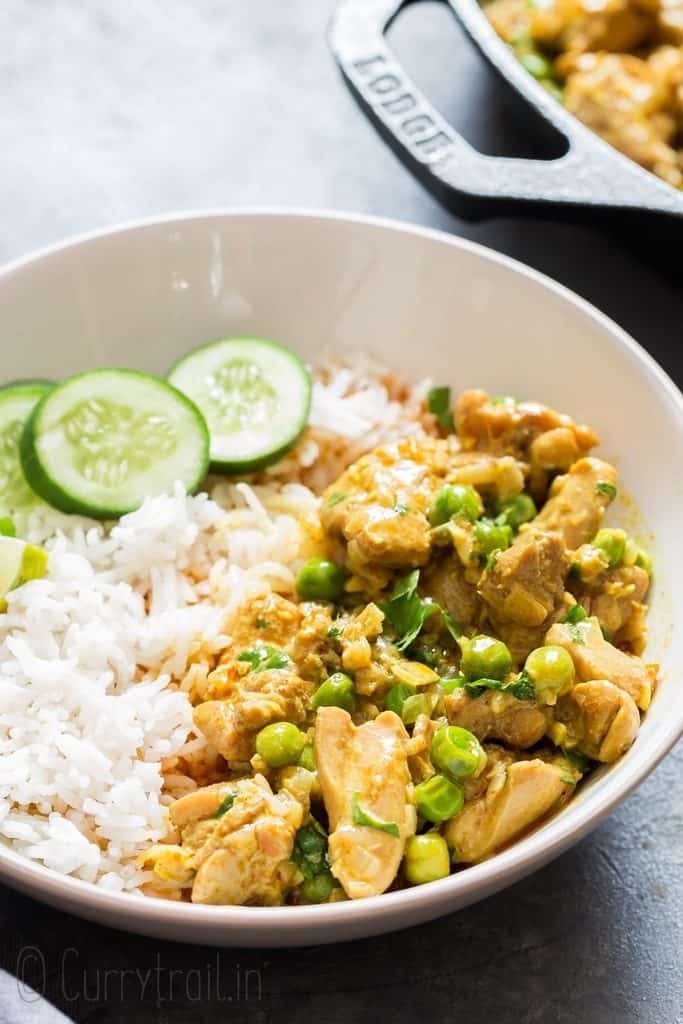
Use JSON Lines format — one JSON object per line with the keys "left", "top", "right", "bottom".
{"left": 0, "top": 361, "right": 430, "bottom": 891}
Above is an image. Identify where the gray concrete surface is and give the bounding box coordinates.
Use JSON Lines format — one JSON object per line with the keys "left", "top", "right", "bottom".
{"left": 0, "top": 2, "right": 680, "bottom": 1022}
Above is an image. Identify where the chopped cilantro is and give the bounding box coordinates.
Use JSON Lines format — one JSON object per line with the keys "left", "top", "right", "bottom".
{"left": 595, "top": 481, "right": 617, "bottom": 499}
{"left": 292, "top": 820, "right": 331, "bottom": 880}
{"left": 214, "top": 793, "right": 237, "bottom": 818}
{"left": 562, "top": 603, "right": 587, "bottom": 624}
{"left": 381, "top": 569, "right": 464, "bottom": 651}
{"left": 325, "top": 491, "right": 347, "bottom": 508}
{"left": 380, "top": 570, "right": 438, "bottom": 651}
{"left": 390, "top": 569, "right": 420, "bottom": 602}
{"left": 440, "top": 608, "right": 463, "bottom": 641}
{"left": 351, "top": 795, "right": 400, "bottom": 838}
{"left": 465, "top": 670, "right": 535, "bottom": 701}
{"left": 237, "top": 643, "right": 292, "bottom": 672}
{"left": 427, "top": 386, "right": 455, "bottom": 432}
{"left": 562, "top": 748, "right": 591, "bottom": 773}
{"left": 326, "top": 625, "right": 343, "bottom": 639}
{"left": 485, "top": 549, "right": 500, "bottom": 572}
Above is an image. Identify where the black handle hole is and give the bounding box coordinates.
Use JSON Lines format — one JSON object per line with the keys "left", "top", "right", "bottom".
{"left": 388, "top": 0, "right": 568, "bottom": 159}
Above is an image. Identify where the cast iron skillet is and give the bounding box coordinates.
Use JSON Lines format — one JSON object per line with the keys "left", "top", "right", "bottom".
{"left": 330, "top": 0, "right": 683, "bottom": 224}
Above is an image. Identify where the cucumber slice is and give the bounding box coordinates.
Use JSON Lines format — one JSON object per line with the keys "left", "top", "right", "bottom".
{"left": 168, "top": 337, "right": 311, "bottom": 473}
{"left": 1, "top": 378, "right": 54, "bottom": 390}
{"left": 20, "top": 369, "right": 210, "bottom": 519}
{"left": 0, "top": 382, "right": 53, "bottom": 514}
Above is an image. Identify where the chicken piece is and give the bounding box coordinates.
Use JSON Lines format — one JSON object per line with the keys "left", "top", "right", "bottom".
{"left": 648, "top": 44, "right": 683, "bottom": 117}
{"left": 223, "top": 592, "right": 302, "bottom": 653}
{"left": 533, "top": 457, "right": 617, "bottom": 551}
{"left": 563, "top": 52, "right": 683, "bottom": 187}
{"left": 287, "top": 601, "right": 335, "bottom": 681}
{"left": 194, "top": 669, "right": 314, "bottom": 762}
{"left": 143, "top": 776, "right": 303, "bottom": 905}
{"left": 455, "top": 389, "right": 597, "bottom": 464}
{"left": 421, "top": 554, "right": 482, "bottom": 628}
{"left": 320, "top": 437, "right": 524, "bottom": 575}
{"left": 444, "top": 689, "right": 547, "bottom": 749}
{"left": 445, "top": 757, "right": 571, "bottom": 863}
{"left": 562, "top": 0, "right": 657, "bottom": 53}
{"left": 546, "top": 617, "right": 652, "bottom": 709}
{"left": 320, "top": 437, "right": 446, "bottom": 573}
{"left": 485, "top": 0, "right": 534, "bottom": 42}
{"left": 487, "top": 0, "right": 657, "bottom": 52}
{"left": 573, "top": 564, "right": 650, "bottom": 642}
{"left": 656, "top": 2, "right": 683, "bottom": 44}
{"left": 554, "top": 680, "right": 640, "bottom": 762}
{"left": 314, "top": 707, "right": 415, "bottom": 899}
{"left": 478, "top": 530, "right": 569, "bottom": 661}
{"left": 339, "top": 602, "right": 385, "bottom": 674}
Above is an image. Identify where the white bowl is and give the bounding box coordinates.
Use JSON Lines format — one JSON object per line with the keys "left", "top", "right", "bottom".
{"left": 1, "top": 209, "right": 681, "bottom": 946}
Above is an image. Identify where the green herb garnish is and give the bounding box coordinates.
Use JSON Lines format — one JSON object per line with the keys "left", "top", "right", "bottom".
{"left": 327, "top": 625, "right": 343, "bottom": 639}
{"left": 562, "top": 748, "right": 591, "bottom": 773}
{"left": 237, "top": 643, "right": 292, "bottom": 672}
{"left": 214, "top": 793, "right": 237, "bottom": 818}
{"left": 351, "top": 795, "right": 400, "bottom": 838}
{"left": 325, "top": 491, "right": 347, "bottom": 508}
{"left": 465, "top": 670, "right": 535, "bottom": 701}
{"left": 292, "top": 820, "right": 331, "bottom": 880}
{"left": 380, "top": 570, "right": 438, "bottom": 651}
{"left": 562, "top": 603, "right": 587, "bottom": 624}
{"left": 427, "top": 386, "right": 455, "bottom": 432}
{"left": 595, "top": 481, "right": 617, "bottom": 499}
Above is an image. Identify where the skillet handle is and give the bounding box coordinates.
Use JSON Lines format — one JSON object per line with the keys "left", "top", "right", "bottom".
{"left": 329, "top": 0, "right": 683, "bottom": 221}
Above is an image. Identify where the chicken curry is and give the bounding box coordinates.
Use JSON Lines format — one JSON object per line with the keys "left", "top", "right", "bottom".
{"left": 483, "top": 0, "right": 683, "bottom": 188}
{"left": 143, "top": 388, "right": 655, "bottom": 906}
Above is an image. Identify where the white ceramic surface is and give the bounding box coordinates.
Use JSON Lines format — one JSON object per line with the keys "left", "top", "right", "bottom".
{"left": 0, "top": 209, "right": 681, "bottom": 947}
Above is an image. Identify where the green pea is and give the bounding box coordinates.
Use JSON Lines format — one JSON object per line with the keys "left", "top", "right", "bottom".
{"left": 255, "top": 722, "right": 307, "bottom": 768}
{"left": 404, "top": 833, "right": 451, "bottom": 885}
{"left": 460, "top": 634, "right": 512, "bottom": 681}
{"left": 301, "top": 871, "right": 336, "bottom": 903}
{"left": 428, "top": 484, "right": 481, "bottom": 527}
{"left": 495, "top": 493, "right": 537, "bottom": 531}
{"left": 401, "top": 692, "right": 434, "bottom": 725}
{"left": 385, "top": 682, "right": 416, "bottom": 716}
{"left": 592, "top": 529, "right": 626, "bottom": 569}
{"left": 298, "top": 744, "right": 316, "bottom": 772}
{"left": 311, "top": 673, "right": 356, "bottom": 712}
{"left": 414, "top": 774, "right": 464, "bottom": 823}
{"left": 431, "top": 725, "right": 487, "bottom": 782}
{"left": 524, "top": 645, "right": 575, "bottom": 705}
{"left": 520, "top": 51, "right": 552, "bottom": 79}
{"left": 296, "top": 557, "right": 346, "bottom": 601}
{"left": 475, "top": 518, "right": 513, "bottom": 555}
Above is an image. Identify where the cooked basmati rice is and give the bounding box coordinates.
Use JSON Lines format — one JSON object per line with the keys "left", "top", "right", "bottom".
{"left": 0, "top": 361, "right": 430, "bottom": 890}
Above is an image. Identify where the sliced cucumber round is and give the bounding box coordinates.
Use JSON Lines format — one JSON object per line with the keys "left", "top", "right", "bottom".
{"left": 168, "top": 337, "right": 311, "bottom": 473}
{"left": 0, "top": 382, "right": 53, "bottom": 514}
{"left": 20, "top": 369, "right": 210, "bottom": 519}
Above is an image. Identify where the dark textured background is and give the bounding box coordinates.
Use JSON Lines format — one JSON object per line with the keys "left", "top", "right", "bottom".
{"left": 1, "top": 2, "right": 681, "bottom": 1022}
